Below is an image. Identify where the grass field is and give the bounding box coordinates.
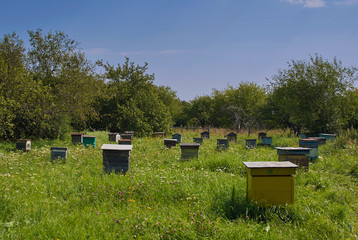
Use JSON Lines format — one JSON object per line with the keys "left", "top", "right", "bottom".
{"left": 0, "top": 130, "right": 357, "bottom": 239}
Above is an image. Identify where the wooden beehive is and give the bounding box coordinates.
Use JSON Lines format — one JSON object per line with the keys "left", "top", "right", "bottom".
{"left": 121, "top": 134, "right": 133, "bottom": 141}
{"left": 299, "top": 139, "right": 319, "bottom": 160}
{"left": 258, "top": 132, "right": 267, "bottom": 139}
{"left": 201, "top": 131, "right": 210, "bottom": 139}
{"left": 246, "top": 139, "right": 257, "bottom": 148}
{"left": 118, "top": 139, "right": 132, "bottom": 145}
{"left": 154, "top": 132, "right": 165, "bottom": 138}
{"left": 71, "top": 133, "right": 83, "bottom": 144}
{"left": 243, "top": 161, "right": 298, "bottom": 205}
{"left": 108, "top": 133, "right": 120, "bottom": 142}
{"left": 217, "top": 139, "right": 229, "bottom": 150}
{"left": 179, "top": 143, "right": 200, "bottom": 160}
{"left": 51, "top": 147, "right": 68, "bottom": 161}
{"left": 83, "top": 135, "right": 96, "bottom": 148}
{"left": 319, "top": 133, "right": 336, "bottom": 142}
{"left": 16, "top": 139, "right": 31, "bottom": 152}
{"left": 226, "top": 132, "right": 237, "bottom": 143}
{"left": 172, "top": 133, "right": 182, "bottom": 143}
{"left": 101, "top": 144, "right": 132, "bottom": 174}
{"left": 164, "top": 139, "right": 177, "bottom": 148}
{"left": 276, "top": 147, "right": 310, "bottom": 171}
{"left": 261, "top": 137, "right": 272, "bottom": 146}
{"left": 193, "top": 137, "right": 203, "bottom": 144}
{"left": 125, "top": 131, "right": 134, "bottom": 136}
{"left": 308, "top": 137, "right": 327, "bottom": 145}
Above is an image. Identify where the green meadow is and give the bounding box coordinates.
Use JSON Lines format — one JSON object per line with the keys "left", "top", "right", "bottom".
{"left": 0, "top": 130, "right": 357, "bottom": 239}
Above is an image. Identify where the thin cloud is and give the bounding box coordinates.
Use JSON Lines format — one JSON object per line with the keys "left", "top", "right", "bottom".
{"left": 333, "top": 0, "right": 358, "bottom": 6}
{"left": 281, "top": 0, "right": 327, "bottom": 8}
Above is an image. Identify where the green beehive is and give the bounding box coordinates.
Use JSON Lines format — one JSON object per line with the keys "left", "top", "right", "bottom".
{"left": 299, "top": 139, "right": 319, "bottom": 160}
{"left": 83, "top": 135, "right": 96, "bottom": 148}
{"left": 164, "top": 139, "right": 177, "bottom": 148}
{"left": 101, "top": 144, "right": 132, "bottom": 174}
{"left": 51, "top": 147, "right": 68, "bottom": 161}
{"left": 246, "top": 139, "right": 257, "bottom": 149}
{"left": 217, "top": 139, "right": 229, "bottom": 150}
{"left": 261, "top": 137, "right": 272, "bottom": 146}
{"left": 193, "top": 137, "right": 203, "bottom": 144}
{"left": 179, "top": 143, "right": 200, "bottom": 160}
{"left": 226, "top": 132, "right": 237, "bottom": 143}
{"left": 201, "top": 131, "right": 210, "bottom": 139}
{"left": 258, "top": 132, "right": 267, "bottom": 139}
{"left": 172, "top": 133, "right": 182, "bottom": 143}
{"left": 319, "top": 133, "right": 336, "bottom": 142}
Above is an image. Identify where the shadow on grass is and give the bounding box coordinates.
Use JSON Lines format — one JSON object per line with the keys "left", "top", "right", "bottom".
{"left": 212, "top": 186, "right": 298, "bottom": 223}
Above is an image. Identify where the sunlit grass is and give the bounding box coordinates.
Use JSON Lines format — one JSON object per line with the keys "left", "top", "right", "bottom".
{"left": 0, "top": 130, "right": 357, "bottom": 239}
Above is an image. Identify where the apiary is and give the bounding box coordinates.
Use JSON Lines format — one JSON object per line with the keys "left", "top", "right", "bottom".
{"left": 246, "top": 139, "right": 257, "bottom": 148}
{"left": 276, "top": 147, "right": 310, "bottom": 171}
{"left": 71, "top": 133, "right": 83, "bottom": 144}
{"left": 243, "top": 161, "right": 298, "bottom": 205}
{"left": 164, "top": 139, "right": 177, "bottom": 148}
{"left": 261, "top": 137, "right": 272, "bottom": 146}
{"left": 172, "top": 133, "right": 182, "bottom": 143}
{"left": 108, "top": 133, "right": 120, "bottom": 142}
{"left": 179, "top": 143, "right": 200, "bottom": 160}
{"left": 217, "top": 139, "right": 229, "bottom": 149}
{"left": 51, "top": 147, "right": 68, "bottom": 161}
{"left": 101, "top": 144, "right": 132, "bottom": 174}
{"left": 226, "top": 132, "right": 237, "bottom": 143}
{"left": 83, "top": 135, "right": 96, "bottom": 148}
{"left": 201, "top": 131, "right": 210, "bottom": 139}
{"left": 299, "top": 139, "right": 319, "bottom": 160}
{"left": 193, "top": 137, "right": 203, "bottom": 144}
{"left": 16, "top": 139, "right": 31, "bottom": 152}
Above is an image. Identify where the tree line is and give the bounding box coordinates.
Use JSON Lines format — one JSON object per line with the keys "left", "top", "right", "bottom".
{"left": 1, "top": 30, "right": 357, "bottom": 140}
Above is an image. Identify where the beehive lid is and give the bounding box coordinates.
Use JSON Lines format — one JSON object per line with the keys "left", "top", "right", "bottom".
{"left": 172, "top": 133, "right": 181, "bottom": 137}
{"left": 179, "top": 143, "right": 200, "bottom": 147}
{"left": 83, "top": 135, "right": 96, "bottom": 138}
{"left": 71, "top": 133, "right": 83, "bottom": 136}
{"left": 243, "top": 161, "right": 298, "bottom": 168}
{"left": 275, "top": 147, "right": 311, "bottom": 151}
{"left": 101, "top": 144, "right": 132, "bottom": 151}
{"left": 217, "top": 139, "right": 228, "bottom": 141}
{"left": 16, "top": 139, "right": 31, "bottom": 141}
{"left": 320, "top": 133, "right": 336, "bottom": 136}
{"left": 300, "top": 138, "right": 319, "bottom": 142}
{"left": 308, "top": 137, "right": 326, "bottom": 140}
{"left": 165, "top": 139, "right": 177, "bottom": 142}
{"left": 246, "top": 139, "right": 257, "bottom": 141}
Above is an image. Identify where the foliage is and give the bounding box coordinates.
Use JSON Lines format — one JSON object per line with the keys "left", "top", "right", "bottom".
{"left": 267, "top": 54, "right": 358, "bottom": 135}
{"left": 94, "top": 58, "right": 174, "bottom": 136}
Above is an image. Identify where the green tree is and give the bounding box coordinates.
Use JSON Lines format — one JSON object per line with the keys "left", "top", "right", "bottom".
{"left": 95, "top": 58, "right": 173, "bottom": 136}
{"left": 267, "top": 55, "right": 357, "bottom": 135}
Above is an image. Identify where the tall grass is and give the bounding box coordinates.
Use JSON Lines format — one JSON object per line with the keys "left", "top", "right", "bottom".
{"left": 0, "top": 130, "right": 357, "bottom": 239}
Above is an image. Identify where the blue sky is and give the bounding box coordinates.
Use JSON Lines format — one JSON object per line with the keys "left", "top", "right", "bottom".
{"left": 1, "top": 0, "right": 358, "bottom": 100}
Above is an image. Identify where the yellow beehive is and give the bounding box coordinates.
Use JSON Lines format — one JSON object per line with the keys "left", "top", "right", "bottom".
{"left": 243, "top": 161, "right": 298, "bottom": 205}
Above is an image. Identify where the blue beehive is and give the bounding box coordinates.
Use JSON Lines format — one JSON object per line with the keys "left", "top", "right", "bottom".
{"left": 299, "top": 139, "right": 319, "bottom": 160}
